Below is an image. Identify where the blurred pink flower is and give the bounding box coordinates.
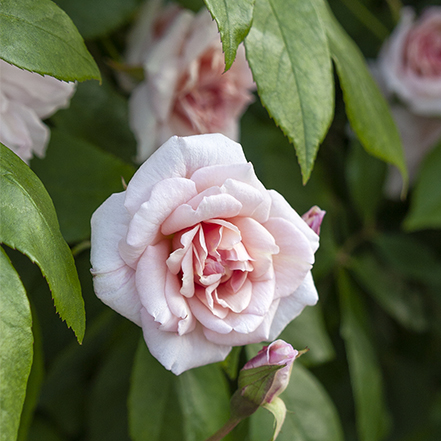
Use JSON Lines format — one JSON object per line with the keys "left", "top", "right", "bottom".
{"left": 125, "top": 1, "right": 255, "bottom": 162}
{"left": 90, "top": 134, "right": 321, "bottom": 374}
{"left": 378, "top": 7, "right": 441, "bottom": 116}
{"left": 0, "top": 60, "right": 75, "bottom": 163}
{"left": 242, "top": 340, "right": 298, "bottom": 404}
{"left": 301, "top": 206, "right": 326, "bottom": 235}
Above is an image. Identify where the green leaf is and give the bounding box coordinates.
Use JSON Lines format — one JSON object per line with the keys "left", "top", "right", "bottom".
{"left": 350, "top": 253, "right": 428, "bottom": 332}
{"left": 314, "top": 0, "right": 407, "bottom": 190}
{"left": 250, "top": 363, "right": 344, "bottom": 441}
{"left": 0, "top": 143, "right": 85, "bottom": 342}
{"left": 404, "top": 142, "right": 441, "bottom": 231}
{"left": 54, "top": 0, "right": 142, "bottom": 40}
{"left": 337, "top": 269, "right": 391, "bottom": 441}
{"left": 204, "top": 0, "right": 255, "bottom": 70}
{"left": 279, "top": 304, "right": 335, "bottom": 366}
{"left": 346, "top": 138, "right": 387, "bottom": 224}
{"left": 129, "top": 339, "right": 232, "bottom": 441}
{"left": 0, "top": 247, "right": 34, "bottom": 441}
{"left": 245, "top": 0, "right": 334, "bottom": 183}
{"left": 0, "top": 0, "right": 100, "bottom": 82}
{"left": 31, "top": 130, "right": 135, "bottom": 243}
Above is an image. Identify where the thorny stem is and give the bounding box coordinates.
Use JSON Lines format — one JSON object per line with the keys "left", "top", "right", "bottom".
{"left": 204, "top": 417, "right": 242, "bottom": 441}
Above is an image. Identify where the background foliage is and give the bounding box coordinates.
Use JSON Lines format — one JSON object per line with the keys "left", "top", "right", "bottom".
{"left": 1, "top": 0, "right": 441, "bottom": 440}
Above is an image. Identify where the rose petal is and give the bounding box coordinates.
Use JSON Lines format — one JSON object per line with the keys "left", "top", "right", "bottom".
{"left": 140, "top": 309, "right": 231, "bottom": 375}
{"left": 267, "top": 272, "right": 318, "bottom": 341}
{"left": 264, "top": 217, "right": 315, "bottom": 298}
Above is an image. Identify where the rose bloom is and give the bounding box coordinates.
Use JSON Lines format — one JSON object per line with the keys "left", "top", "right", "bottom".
{"left": 0, "top": 60, "right": 75, "bottom": 163}
{"left": 378, "top": 7, "right": 441, "bottom": 116}
{"left": 125, "top": 1, "right": 255, "bottom": 162}
{"left": 90, "top": 134, "right": 321, "bottom": 375}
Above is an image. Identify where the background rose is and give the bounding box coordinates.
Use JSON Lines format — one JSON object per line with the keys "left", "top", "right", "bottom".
{"left": 90, "top": 134, "right": 320, "bottom": 375}
{"left": 125, "top": 1, "right": 255, "bottom": 162}
{"left": 0, "top": 60, "right": 76, "bottom": 163}
{"left": 378, "top": 7, "right": 441, "bottom": 116}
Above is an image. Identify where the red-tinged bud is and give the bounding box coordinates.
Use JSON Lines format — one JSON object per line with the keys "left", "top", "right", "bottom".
{"left": 302, "top": 205, "right": 326, "bottom": 235}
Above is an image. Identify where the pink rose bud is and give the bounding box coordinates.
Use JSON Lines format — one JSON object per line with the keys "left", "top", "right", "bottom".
{"left": 240, "top": 340, "right": 299, "bottom": 406}
{"left": 302, "top": 206, "right": 326, "bottom": 235}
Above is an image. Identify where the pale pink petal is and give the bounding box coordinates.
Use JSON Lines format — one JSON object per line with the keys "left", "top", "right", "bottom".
{"left": 92, "top": 266, "right": 141, "bottom": 326}
{"left": 166, "top": 225, "right": 199, "bottom": 274}
{"left": 216, "top": 278, "right": 253, "bottom": 312}
{"left": 203, "top": 300, "right": 279, "bottom": 346}
{"left": 187, "top": 295, "right": 232, "bottom": 333}
{"left": 268, "top": 190, "right": 320, "bottom": 253}
{"left": 140, "top": 310, "right": 231, "bottom": 375}
{"left": 161, "top": 193, "right": 242, "bottom": 235}
{"left": 264, "top": 217, "right": 315, "bottom": 298}
{"left": 241, "top": 277, "right": 276, "bottom": 316}
{"left": 91, "top": 192, "right": 130, "bottom": 273}
{"left": 124, "top": 134, "right": 247, "bottom": 215}
{"left": 267, "top": 272, "right": 319, "bottom": 341}
{"left": 136, "top": 241, "right": 175, "bottom": 328}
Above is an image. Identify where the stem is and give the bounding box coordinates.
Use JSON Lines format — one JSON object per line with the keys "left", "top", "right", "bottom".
{"left": 71, "top": 240, "right": 91, "bottom": 257}
{"left": 204, "top": 417, "right": 241, "bottom": 441}
{"left": 340, "top": 0, "right": 390, "bottom": 41}
{"left": 386, "top": 0, "right": 402, "bottom": 24}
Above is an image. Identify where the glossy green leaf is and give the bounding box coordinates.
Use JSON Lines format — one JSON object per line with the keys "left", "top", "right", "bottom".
{"left": 204, "top": 0, "right": 255, "bottom": 70}
{"left": 54, "top": 0, "right": 141, "bottom": 40}
{"left": 404, "top": 142, "right": 441, "bottom": 231}
{"left": 350, "top": 253, "right": 428, "bottom": 332}
{"left": 250, "top": 363, "right": 344, "bottom": 441}
{"left": 338, "top": 269, "right": 391, "bottom": 441}
{"left": 0, "top": 247, "right": 33, "bottom": 441}
{"left": 31, "top": 130, "right": 135, "bottom": 243}
{"left": 0, "top": 0, "right": 100, "bottom": 81}
{"left": 129, "top": 340, "right": 232, "bottom": 441}
{"left": 0, "top": 144, "right": 85, "bottom": 342}
{"left": 314, "top": 0, "right": 407, "bottom": 189}
{"left": 245, "top": 0, "right": 334, "bottom": 183}
{"left": 279, "top": 304, "right": 335, "bottom": 366}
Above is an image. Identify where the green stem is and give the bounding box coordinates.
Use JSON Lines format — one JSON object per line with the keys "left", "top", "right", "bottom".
{"left": 339, "top": 0, "right": 390, "bottom": 41}
{"left": 204, "top": 417, "right": 241, "bottom": 441}
{"left": 71, "top": 240, "right": 91, "bottom": 257}
{"left": 386, "top": 0, "right": 402, "bottom": 24}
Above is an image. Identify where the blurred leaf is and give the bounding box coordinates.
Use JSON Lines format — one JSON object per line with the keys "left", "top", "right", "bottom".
{"left": 129, "top": 340, "right": 232, "bottom": 441}
{"left": 346, "top": 138, "right": 387, "bottom": 224}
{"left": 54, "top": 0, "right": 141, "bottom": 39}
{"left": 87, "top": 321, "right": 139, "bottom": 441}
{"left": 315, "top": 0, "right": 408, "bottom": 189}
{"left": 38, "top": 311, "right": 119, "bottom": 438}
{"left": 204, "top": 0, "right": 255, "bottom": 70}
{"left": 27, "top": 418, "right": 63, "bottom": 441}
{"left": 221, "top": 346, "right": 242, "bottom": 380}
{"left": 0, "top": 144, "right": 85, "bottom": 342}
{"left": 17, "top": 305, "right": 44, "bottom": 441}
{"left": 372, "top": 233, "right": 441, "bottom": 288}
{"left": 0, "top": 0, "right": 100, "bottom": 81}
{"left": 350, "top": 253, "right": 428, "bottom": 332}
{"left": 0, "top": 247, "right": 33, "bottom": 441}
{"left": 51, "top": 80, "right": 137, "bottom": 163}
{"left": 31, "top": 130, "right": 135, "bottom": 243}
{"left": 280, "top": 304, "right": 335, "bottom": 366}
{"left": 338, "top": 269, "right": 391, "bottom": 441}
{"left": 245, "top": 0, "right": 334, "bottom": 183}
{"left": 404, "top": 142, "right": 441, "bottom": 231}
{"left": 250, "top": 363, "right": 344, "bottom": 441}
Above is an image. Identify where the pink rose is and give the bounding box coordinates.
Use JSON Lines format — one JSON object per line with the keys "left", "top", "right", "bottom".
{"left": 125, "top": 1, "right": 255, "bottom": 162}
{"left": 242, "top": 340, "right": 298, "bottom": 404}
{"left": 378, "top": 7, "right": 441, "bottom": 116}
{"left": 0, "top": 60, "right": 75, "bottom": 163}
{"left": 90, "top": 134, "right": 321, "bottom": 375}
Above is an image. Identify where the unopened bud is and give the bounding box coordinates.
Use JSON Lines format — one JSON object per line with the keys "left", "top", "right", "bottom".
{"left": 302, "top": 206, "right": 326, "bottom": 235}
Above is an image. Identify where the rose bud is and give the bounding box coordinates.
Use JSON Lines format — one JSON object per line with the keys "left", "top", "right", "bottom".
{"left": 301, "top": 206, "right": 326, "bottom": 235}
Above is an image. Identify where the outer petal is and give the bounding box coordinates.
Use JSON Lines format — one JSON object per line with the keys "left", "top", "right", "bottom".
{"left": 268, "top": 190, "right": 319, "bottom": 253}
{"left": 264, "top": 217, "right": 315, "bottom": 298}
{"left": 124, "top": 134, "right": 247, "bottom": 215}
{"left": 140, "top": 309, "right": 231, "bottom": 375}
{"left": 267, "top": 272, "right": 318, "bottom": 341}
{"left": 91, "top": 192, "right": 130, "bottom": 274}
